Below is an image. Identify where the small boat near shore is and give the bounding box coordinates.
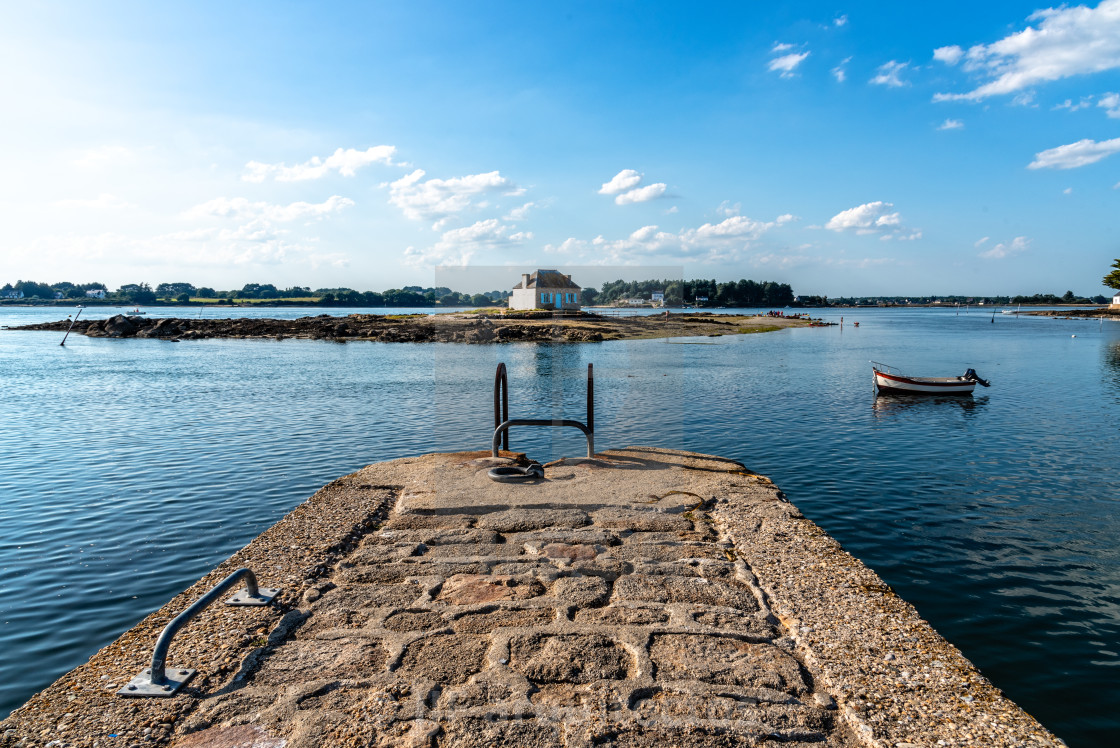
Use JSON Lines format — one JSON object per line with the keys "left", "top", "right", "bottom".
{"left": 871, "top": 361, "right": 990, "bottom": 395}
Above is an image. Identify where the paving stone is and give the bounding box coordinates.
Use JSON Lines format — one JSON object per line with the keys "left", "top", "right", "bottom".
{"left": 175, "top": 724, "right": 287, "bottom": 748}
{"left": 475, "top": 508, "right": 591, "bottom": 532}
{"left": 573, "top": 606, "right": 670, "bottom": 625}
{"left": 527, "top": 541, "right": 605, "bottom": 562}
{"left": 592, "top": 725, "right": 806, "bottom": 747}
{"left": 550, "top": 575, "right": 612, "bottom": 607}
{"left": 592, "top": 508, "right": 693, "bottom": 532}
{"left": 607, "top": 542, "right": 730, "bottom": 562}
{"left": 437, "top": 574, "right": 545, "bottom": 605}
{"left": 385, "top": 513, "right": 476, "bottom": 530}
{"left": 451, "top": 606, "right": 556, "bottom": 633}
{"left": 648, "top": 634, "right": 807, "bottom": 694}
{"left": 612, "top": 575, "right": 758, "bottom": 611}
{"left": 344, "top": 562, "right": 488, "bottom": 584}
{"left": 692, "top": 610, "right": 777, "bottom": 637}
{"left": 250, "top": 639, "right": 386, "bottom": 686}
{"left": 510, "top": 633, "right": 630, "bottom": 684}
{"left": 373, "top": 529, "right": 501, "bottom": 545}
{"left": 437, "top": 717, "right": 564, "bottom": 748}
{"left": 438, "top": 680, "right": 515, "bottom": 709}
{"left": 395, "top": 634, "right": 490, "bottom": 685}
{"left": 382, "top": 610, "right": 447, "bottom": 632}
{"left": 420, "top": 543, "right": 524, "bottom": 559}
{"left": 506, "top": 529, "right": 619, "bottom": 546}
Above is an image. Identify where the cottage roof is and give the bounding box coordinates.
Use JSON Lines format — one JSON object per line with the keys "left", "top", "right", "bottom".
{"left": 513, "top": 269, "right": 581, "bottom": 290}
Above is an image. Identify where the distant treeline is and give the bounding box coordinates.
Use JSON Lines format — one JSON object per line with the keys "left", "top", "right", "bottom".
{"left": 0, "top": 280, "right": 511, "bottom": 307}
{"left": 828, "top": 291, "right": 1107, "bottom": 306}
{"left": 590, "top": 278, "right": 795, "bottom": 307}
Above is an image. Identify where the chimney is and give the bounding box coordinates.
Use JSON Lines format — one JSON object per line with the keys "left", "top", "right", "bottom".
{"left": 521, "top": 273, "right": 531, "bottom": 288}
{"left": 565, "top": 274, "right": 571, "bottom": 284}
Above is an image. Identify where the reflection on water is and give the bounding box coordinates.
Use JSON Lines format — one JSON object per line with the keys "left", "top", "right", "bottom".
{"left": 872, "top": 393, "right": 990, "bottom": 418}
{"left": 1105, "top": 342, "right": 1120, "bottom": 397}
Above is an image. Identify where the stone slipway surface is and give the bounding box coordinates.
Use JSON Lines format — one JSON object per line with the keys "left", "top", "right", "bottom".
{"left": 1, "top": 448, "right": 1065, "bottom": 748}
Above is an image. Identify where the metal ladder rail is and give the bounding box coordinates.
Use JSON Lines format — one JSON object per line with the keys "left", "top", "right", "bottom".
{"left": 494, "top": 362, "right": 509, "bottom": 452}
{"left": 490, "top": 363, "right": 594, "bottom": 458}
{"left": 118, "top": 567, "right": 280, "bottom": 697}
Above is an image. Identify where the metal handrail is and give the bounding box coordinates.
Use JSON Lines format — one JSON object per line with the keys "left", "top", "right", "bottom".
{"left": 494, "top": 362, "right": 509, "bottom": 451}
{"left": 118, "top": 567, "right": 280, "bottom": 697}
{"left": 869, "top": 360, "right": 902, "bottom": 376}
{"left": 492, "top": 418, "right": 594, "bottom": 459}
{"left": 490, "top": 363, "right": 595, "bottom": 458}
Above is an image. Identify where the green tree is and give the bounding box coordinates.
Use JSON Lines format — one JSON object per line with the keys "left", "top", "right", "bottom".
{"left": 1103, "top": 259, "right": 1120, "bottom": 290}
{"left": 118, "top": 283, "right": 157, "bottom": 303}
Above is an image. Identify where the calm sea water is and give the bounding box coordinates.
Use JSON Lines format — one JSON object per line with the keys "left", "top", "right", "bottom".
{"left": 1, "top": 305, "right": 1117, "bottom": 746}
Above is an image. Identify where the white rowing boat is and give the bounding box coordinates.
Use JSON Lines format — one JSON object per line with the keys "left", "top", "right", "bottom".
{"left": 871, "top": 361, "right": 990, "bottom": 395}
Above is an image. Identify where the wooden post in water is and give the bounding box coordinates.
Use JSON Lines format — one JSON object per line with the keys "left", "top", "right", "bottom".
{"left": 59, "top": 307, "right": 83, "bottom": 346}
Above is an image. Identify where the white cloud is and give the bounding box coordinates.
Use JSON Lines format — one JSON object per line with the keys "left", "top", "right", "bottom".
{"left": 615, "top": 183, "right": 667, "bottom": 205}
{"left": 183, "top": 195, "right": 354, "bottom": 222}
{"left": 388, "top": 169, "right": 517, "bottom": 227}
{"left": 1064, "top": 187, "right": 1074, "bottom": 194}
{"left": 599, "top": 169, "right": 643, "bottom": 195}
{"left": 769, "top": 51, "right": 810, "bottom": 77}
{"left": 933, "top": 45, "right": 964, "bottom": 65}
{"left": 542, "top": 212, "right": 791, "bottom": 265}
{"left": 243, "top": 146, "right": 397, "bottom": 182}
{"left": 834, "top": 15, "right": 848, "bottom": 27}
{"left": 1027, "top": 137, "right": 1120, "bottom": 169}
{"left": 56, "top": 193, "right": 137, "bottom": 210}
{"left": 938, "top": 118, "right": 965, "bottom": 130}
{"left": 1053, "top": 96, "right": 1094, "bottom": 111}
{"left": 504, "top": 201, "right": 535, "bottom": 221}
{"left": 934, "top": 0, "right": 1120, "bottom": 101}
{"left": 1100, "top": 92, "right": 1120, "bottom": 117}
{"left": 832, "top": 56, "right": 852, "bottom": 82}
{"left": 772, "top": 42, "right": 795, "bottom": 53}
{"left": 1011, "top": 90, "right": 1037, "bottom": 107}
{"left": 870, "top": 60, "right": 910, "bottom": 87}
{"left": 975, "top": 236, "right": 990, "bottom": 247}
{"left": 825, "top": 201, "right": 904, "bottom": 234}
{"left": 980, "top": 236, "right": 1029, "bottom": 259}
{"left": 717, "top": 200, "right": 741, "bottom": 217}
{"left": 599, "top": 169, "right": 668, "bottom": 205}
{"left": 403, "top": 218, "right": 531, "bottom": 267}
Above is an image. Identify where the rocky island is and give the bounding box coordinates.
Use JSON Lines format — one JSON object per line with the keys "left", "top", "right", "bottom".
{"left": 11, "top": 311, "right": 819, "bottom": 343}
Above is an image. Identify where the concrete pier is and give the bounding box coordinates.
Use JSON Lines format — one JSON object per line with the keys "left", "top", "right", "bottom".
{"left": 1, "top": 448, "right": 1065, "bottom": 747}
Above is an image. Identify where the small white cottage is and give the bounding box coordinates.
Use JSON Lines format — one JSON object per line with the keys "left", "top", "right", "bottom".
{"left": 1112, "top": 291, "right": 1120, "bottom": 310}
{"left": 508, "top": 270, "right": 581, "bottom": 311}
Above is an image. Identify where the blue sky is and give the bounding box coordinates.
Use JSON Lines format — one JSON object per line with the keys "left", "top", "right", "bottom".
{"left": 2, "top": 1, "right": 1119, "bottom": 296}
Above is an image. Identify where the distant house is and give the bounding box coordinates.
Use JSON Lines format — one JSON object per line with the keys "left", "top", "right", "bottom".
{"left": 1112, "top": 292, "right": 1120, "bottom": 309}
{"left": 509, "top": 270, "right": 581, "bottom": 311}
{"left": 2, "top": 290, "right": 24, "bottom": 299}
{"left": 85, "top": 289, "right": 106, "bottom": 298}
